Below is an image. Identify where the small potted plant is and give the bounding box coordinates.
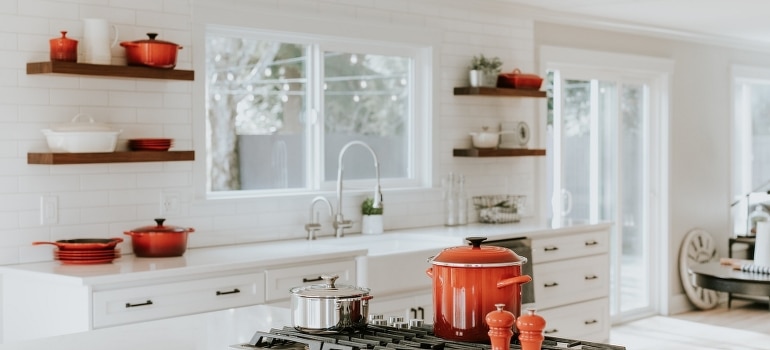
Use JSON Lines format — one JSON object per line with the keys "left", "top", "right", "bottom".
{"left": 469, "top": 54, "right": 502, "bottom": 87}
{"left": 361, "top": 197, "right": 384, "bottom": 234}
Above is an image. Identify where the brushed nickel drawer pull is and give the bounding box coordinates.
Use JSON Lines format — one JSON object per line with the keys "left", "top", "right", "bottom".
{"left": 544, "top": 329, "right": 558, "bottom": 334}
{"left": 216, "top": 288, "right": 241, "bottom": 296}
{"left": 585, "top": 275, "right": 598, "bottom": 280}
{"left": 544, "top": 282, "right": 559, "bottom": 288}
{"left": 125, "top": 300, "right": 153, "bottom": 308}
{"left": 302, "top": 276, "right": 323, "bottom": 283}
{"left": 544, "top": 246, "right": 559, "bottom": 252}
{"left": 584, "top": 319, "right": 598, "bottom": 325}
{"left": 585, "top": 240, "right": 598, "bottom": 246}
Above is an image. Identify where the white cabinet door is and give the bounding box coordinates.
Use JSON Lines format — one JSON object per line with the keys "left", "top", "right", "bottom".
{"left": 533, "top": 254, "right": 609, "bottom": 310}
{"left": 264, "top": 260, "right": 356, "bottom": 302}
{"left": 93, "top": 273, "right": 265, "bottom": 328}
{"left": 537, "top": 298, "right": 609, "bottom": 342}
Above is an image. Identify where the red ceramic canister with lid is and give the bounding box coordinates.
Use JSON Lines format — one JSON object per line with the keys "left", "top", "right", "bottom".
{"left": 426, "top": 237, "right": 532, "bottom": 342}
{"left": 49, "top": 31, "right": 78, "bottom": 62}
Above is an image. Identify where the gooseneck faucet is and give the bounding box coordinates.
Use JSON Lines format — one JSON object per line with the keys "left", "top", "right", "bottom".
{"left": 334, "top": 141, "right": 383, "bottom": 238}
{"left": 305, "top": 196, "right": 333, "bottom": 240}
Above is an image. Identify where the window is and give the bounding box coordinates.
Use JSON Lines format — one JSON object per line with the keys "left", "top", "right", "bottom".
{"left": 731, "top": 66, "right": 770, "bottom": 235}
{"left": 204, "top": 27, "right": 430, "bottom": 196}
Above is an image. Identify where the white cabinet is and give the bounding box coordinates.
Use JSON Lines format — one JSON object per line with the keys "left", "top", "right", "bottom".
{"left": 530, "top": 226, "right": 611, "bottom": 342}
{"left": 264, "top": 259, "right": 356, "bottom": 304}
{"left": 92, "top": 273, "right": 265, "bottom": 328}
{"left": 2, "top": 270, "right": 265, "bottom": 342}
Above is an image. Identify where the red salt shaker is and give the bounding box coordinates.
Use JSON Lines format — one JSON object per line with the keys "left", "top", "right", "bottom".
{"left": 486, "top": 303, "right": 515, "bottom": 350}
{"left": 516, "top": 308, "right": 546, "bottom": 350}
{"left": 50, "top": 31, "right": 78, "bottom": 62}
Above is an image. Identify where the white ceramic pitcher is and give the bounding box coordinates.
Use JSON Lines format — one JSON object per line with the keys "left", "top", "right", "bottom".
{"left": 80, "top": 18, "right": 119, "bottom": 65}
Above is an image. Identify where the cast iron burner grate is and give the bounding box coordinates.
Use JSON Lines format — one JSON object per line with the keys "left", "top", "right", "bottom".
{"left": 232, "top": 324, "right": 626, "bottom": 350}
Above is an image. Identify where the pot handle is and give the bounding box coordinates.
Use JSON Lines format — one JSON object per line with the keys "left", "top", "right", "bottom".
{"left": 496, "top": 274, "right": 532, "bottom": 289}
{"left": 425, "top": 267, "right": 433, "bottom": 278}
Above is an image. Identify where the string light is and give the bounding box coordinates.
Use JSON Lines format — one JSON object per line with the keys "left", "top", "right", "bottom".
{"left": 353, "top": 95, "right": 360, "bottom": 102}
{"left": 264, "top": 68, "right": 272, "bottom": 77}
{"left": 350, "top": 54, "right": 358, "bottom": 64}
{"left": 391, "top": 95, "right": 397, "bottom": 101}
{"left": 360, "top": 80, "right": 367, "bottom": 88}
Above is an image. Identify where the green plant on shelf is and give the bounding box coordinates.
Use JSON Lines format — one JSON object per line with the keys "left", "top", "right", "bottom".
{"left": 470, "top": 54, "right": 502, "bottom": 74}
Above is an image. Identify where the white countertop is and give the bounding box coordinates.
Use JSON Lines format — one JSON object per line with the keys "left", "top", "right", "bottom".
{"left": 0, "top": 220, "right": 610, "bottom": 287}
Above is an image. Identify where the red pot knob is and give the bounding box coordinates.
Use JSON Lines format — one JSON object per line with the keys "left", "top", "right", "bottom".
{"left": 486, "top": 303, "right": 514, "bottom": 350}
{"left": 516, "top": 308, "right": 546, "bottom": 350}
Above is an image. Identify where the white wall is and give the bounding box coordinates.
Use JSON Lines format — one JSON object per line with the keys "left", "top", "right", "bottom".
{"left": 0, "top": 0, "right": 541, "bottom": 264}
{"left": 535, "top": 22, "right": 770, "bottom": 314}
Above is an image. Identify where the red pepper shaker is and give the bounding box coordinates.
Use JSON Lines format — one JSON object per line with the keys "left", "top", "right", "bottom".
{"left": 486, "top": 303, "right": 515, "bottom": 350}
{"left": 516, "top": 308, "right": 546, "bottom": 350}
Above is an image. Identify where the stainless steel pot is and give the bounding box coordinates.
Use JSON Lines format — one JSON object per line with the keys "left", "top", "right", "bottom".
{"left": 290, "top": 275, "right": 373, "bottom": 334}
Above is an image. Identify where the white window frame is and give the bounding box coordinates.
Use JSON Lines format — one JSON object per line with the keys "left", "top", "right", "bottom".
{"left": 731, "top": 65, "right": 770, "bottom": 199}
{"left": 192, "top": 10, "right": 438, "bottom": 201}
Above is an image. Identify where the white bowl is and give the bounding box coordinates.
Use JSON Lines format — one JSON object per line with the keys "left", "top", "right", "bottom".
{"left": 469, "top": 131, "right": 500, "bottom": 148}
{"left": 41, "top": 129, "right": 121, "bottom": 153}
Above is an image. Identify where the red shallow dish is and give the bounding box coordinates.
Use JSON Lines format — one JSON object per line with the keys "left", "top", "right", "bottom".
{"left": 496, "top": 69, "right": 543, "bottom": 90}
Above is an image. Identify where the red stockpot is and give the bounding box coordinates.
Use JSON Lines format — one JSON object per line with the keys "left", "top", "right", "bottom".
{"left": 426, "top": 237, "right": 531, "bottom": 342}
{"left": 120, "top": 33, "right": 182, "bottom": 69}
{"left": 124, "top": 218, "right": 194, "bottom": 257}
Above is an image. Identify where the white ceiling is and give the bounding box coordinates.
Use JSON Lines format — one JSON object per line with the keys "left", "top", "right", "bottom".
{"left": 500, "top": 0, "right": 770, "bottom": 47}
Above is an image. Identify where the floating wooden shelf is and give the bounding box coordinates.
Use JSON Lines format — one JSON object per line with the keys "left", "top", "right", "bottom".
{"left": 28, "top": 151, "right": 195, "bottom": 165}
{"left": 453, "top": 86, "right": 546, "bottom": 98}
{"left": 26, "top": 61, "right": 194, "bottom": 81}
{"left": 453, "top": 148, "right": 546, "bottom": 157}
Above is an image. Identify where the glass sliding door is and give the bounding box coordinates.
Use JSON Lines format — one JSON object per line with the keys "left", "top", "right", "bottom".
{"left": 547, "top": 68, "right": 656, "bottom": 321}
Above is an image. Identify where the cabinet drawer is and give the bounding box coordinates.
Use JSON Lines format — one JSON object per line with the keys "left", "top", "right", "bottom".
{"left": 537, "top": 298, "right": 610, "bottom": 342}
{"left": 264, "top": 260, "right": 356, "bottom": 302}
{"left": 532, "top": 254, "right": 608, "bottom": 309}
{"left": 532, "top": 230, "right": 609, "bottom": 263}
{"left": 93, "top": 273, "right": 265, "bottom": 328}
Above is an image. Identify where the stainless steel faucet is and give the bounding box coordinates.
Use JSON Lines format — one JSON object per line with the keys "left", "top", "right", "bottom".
{"left": 305, "top": 196, "right": 333, "bottom": 240}
{"left": 333, "top": 141, "right": 383, "bottom": 238}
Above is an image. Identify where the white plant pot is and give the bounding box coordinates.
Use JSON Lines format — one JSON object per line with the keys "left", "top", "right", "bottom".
{"left": 362, "top": 215, "right": 384, "bottom": 234}
{"left": 469, "top": 70, "right": 483, "bottom": 87}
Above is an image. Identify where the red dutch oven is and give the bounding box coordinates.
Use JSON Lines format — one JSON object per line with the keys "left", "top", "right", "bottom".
{"left": 120, "top": 33, "right": 182, "bottom": 69}
{"left": 426, "top": 237, "right": 531, "bottom": 342}
{"left": 124, "top": 218, "right": 194, "bottom": 257}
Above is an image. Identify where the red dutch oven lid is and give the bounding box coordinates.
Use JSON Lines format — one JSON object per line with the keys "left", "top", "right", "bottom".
{"left": 127, "top": 218, "right": 194, "bottom": 234}
{"left": 430, "top": 236, "right": 526, "bottom": 267}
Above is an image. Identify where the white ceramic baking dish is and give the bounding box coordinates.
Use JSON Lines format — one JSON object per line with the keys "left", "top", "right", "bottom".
{"left": 41, "top": 114, "right": 122, "bottom": 153}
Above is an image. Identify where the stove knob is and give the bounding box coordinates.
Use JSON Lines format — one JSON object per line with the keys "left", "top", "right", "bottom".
{"left": 388, "top": 316, "right": 404, "bottom": 326}
{"left": 393, "top": 321, "right": 409, "bottom": 329}
{"left": 409, "top": 319, "right": 424, "bottom": 328}
{"left": 369, "top": 314, "right": 384, "bottom": 321}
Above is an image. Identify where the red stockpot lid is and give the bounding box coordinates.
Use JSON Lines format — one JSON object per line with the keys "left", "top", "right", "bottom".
{"left": 430, "top": 236, "right": 527, "bottom": 267}
{"left": 128, "top": 218, "right": 194, "bottom": 234}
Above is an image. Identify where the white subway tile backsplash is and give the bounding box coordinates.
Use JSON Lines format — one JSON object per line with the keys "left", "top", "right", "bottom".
{"left": 135, "top": 10, "right": 190, "bottom": 30}
{"left": 0, "top": 0, "right": 538, "bottom": 265}
{"left": 80, "top": 173, "right": 137, "bottom": 190}
{"left": 19, "top": 0, "right": 79, "bottom": 20}
{"left": 108, "top": 90, "right": 164, "bottom": 107}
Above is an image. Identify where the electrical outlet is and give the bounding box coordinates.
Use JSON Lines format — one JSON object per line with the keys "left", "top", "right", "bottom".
{"left": 40, "top": 195, "right": 58, "bottom": 225}
{"left": 160, "top": 191, "right": 181, "bottom": 216}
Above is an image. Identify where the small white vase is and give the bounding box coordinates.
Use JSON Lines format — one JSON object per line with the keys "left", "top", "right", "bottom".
{"left": 469, "top": 70, "right": 483, "bottom": 87}
{"left": 362, "top": 215, "right": 384, "bottom": 234}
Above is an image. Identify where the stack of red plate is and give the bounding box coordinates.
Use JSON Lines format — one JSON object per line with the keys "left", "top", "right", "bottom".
{"left": 129, "top": 138, "right": 173, "bottom": 151}
{"left": 55, "top": 248, "right": 121, "bottom": 265}
{"left": 33, "top": 238, "right": 123, "bottom": 265}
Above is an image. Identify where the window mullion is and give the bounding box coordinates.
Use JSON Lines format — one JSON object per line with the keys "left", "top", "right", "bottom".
{"left": 307, "top": 44, "right": 323, "bottom": 190}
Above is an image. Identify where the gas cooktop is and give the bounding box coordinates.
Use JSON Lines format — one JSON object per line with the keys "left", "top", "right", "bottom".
{"left": 231, "top": 324, "right": 626, "bottom": 350}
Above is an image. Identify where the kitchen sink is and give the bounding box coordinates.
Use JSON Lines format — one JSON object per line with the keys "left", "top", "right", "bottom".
{"left": 316, "top": 233, "right": 463, "bottom": 294}
{"left": 317, "top": 233, "right": 461, "bottom": 256}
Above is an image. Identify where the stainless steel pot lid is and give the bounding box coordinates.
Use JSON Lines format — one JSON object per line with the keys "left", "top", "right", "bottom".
{"left": 290, "top": 275, "right": 370, "bottom": 299}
